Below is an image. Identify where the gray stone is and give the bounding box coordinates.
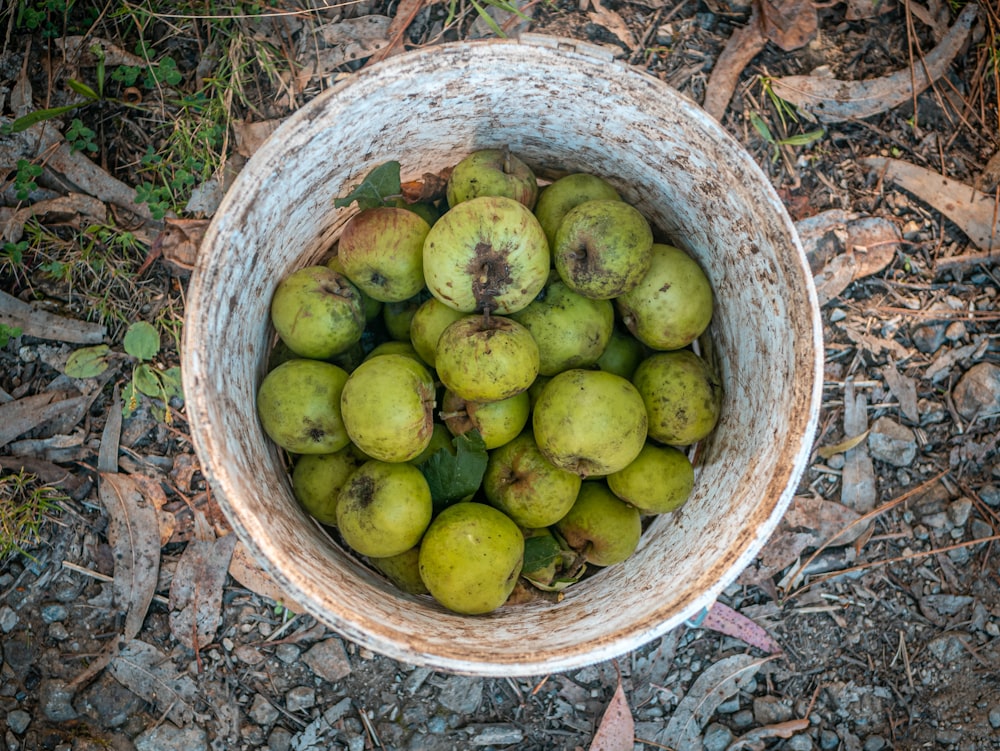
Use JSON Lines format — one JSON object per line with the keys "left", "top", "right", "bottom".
{"left": 911, "top": 323, "right": 946, "bottom": 354}
{"left": 918, "top": 398, "right": 947, "bottom": 425}
{"left": 0, "top": 606, "right": 17, "bottom": 633}
{"left": 948, "top": 497, "right": 974, "bottom": 527}
{"left": 40, "top": 603, "right": 67, "bottom": 623}
{"left": 788, "top": 735, "right": 813, "bottom": 751}
{"left": 302, "top": 639, "right": 352, "bottom": 683}
{"left": 715, "top": 697, "right": 740, "bottom": 713}
{"left": 936, "top": 728, "right": 962, "bottom": 744}
{"left": 972, "top": 519, "right": 993, "bottom": 540}
{"left": 6, "top": 710, "right": 30, "bottom": 735}
{"left": 322, "top": 697, "right": 353, "bottom": 725}
{"left": 268, "top": 727, "right": 293, "bottom": 751}
{"left": 134, "top": 723, "right": 208, "bottom": 751}
{"left": 437, "top": 676, "right": 483, "bottom": 714}
{"left": 467, "top": 723, "right": 524, "bottom": 746}
{"left": 820, "top": 730, "right": 840, "bottom": 750}
{"left": 863, "top": 736, "right": 886, "bottom": 751}
{"left": 981, "top": 484, "right": 1000, "bottom": 507}
{"left": 248, "top": 694, "right": 280, "bottom": 725}
{"left": 989, "top": 708, "right": 1000, "bottom": 729}
{"left": 953, "top": 362, "right": 1000, "bottom": 420}
{"left": 78, "top": 674, "right": 144, "bottom": 728}
{"left": 702, "top": 722, "right": 733, "bottom": 751}
{"left": 927, "top": 635, "right": 964, "bottom": 664}
{"left": 752, "top": 695, "right": 794, "bottom": 725}
{"left": 274, "top": 644, "right": 301, "bottom": 664}
{"left": 867, "top": 416, "right": 917, "bottom": 467}
{"left": 47, "top": 622, "right": 69, "bottom": 641}
{"left": 286, "top": 686, "right": 316, "bottom": 712}
{"left": 39, "top": 680, "right": 77, "bottom": 722}
{"left": 731, "top": 709, "right": 754, "bottom": 729}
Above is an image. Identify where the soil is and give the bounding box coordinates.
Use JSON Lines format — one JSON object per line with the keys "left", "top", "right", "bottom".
{"left": 2, "top": 1, "right": 999, "bottom": 750}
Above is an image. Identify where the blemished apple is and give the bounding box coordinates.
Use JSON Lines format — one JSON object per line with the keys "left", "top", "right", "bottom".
{"left": 510, "top": 275, "right": 614, "bottom": 376}
{"left": 291, "top": 447, "right": 363, "bottom": 526}
{"left": 482, "top": 430, "right": 581, "bottom": 528}
{"left": 336, "top": 206, "right": 431, "bottom": 302}
{"left": 256, "top": 359, "right": 351, "bottom": 455}
{"left": 340, "top": 354, "right": 436, "bottom": 462}
{"left": 532, "top": 368, "right": 647, "bottom": 477}
{"left": 553, "top": 199, "right": 654, "bottom": 299}
{"left": 555, "top": 481, "right": 642, "bottom": 566}
{"left": 534, "top": 172, "right": 622, "bottom": 246}
{"left": 382, "top": 296, "right": 423, "bottom": 342}
{"left": 408, "top": 296, "right": 465, "bottom": 368}
{"left": 435, "top": 314, "right": 540, "bottom": 402}
{"left": 607, "top": 443, "right": 695, "bottom": 514}
{"left": 336, "top": 460, "right": 433, "bottom": 558}
{"left": 418, "top": 502, "right": 524, "bottom": 615}
{"left": 616, "top": 243, "right": 714, "bottom": 351}
{"left": 423, "top": 196, "right": 549, "bottom": 315}
{"left": 440, "top": 389, "right": 530, "bottom": 450}
{"left": 632, "top": 349, "right": 722, "bottom": 446}
{"left": 270, "top": 266, "right": 366, "bottom": 360}
{"left": 446, "top": 147, "right": 538, "bottom": 209}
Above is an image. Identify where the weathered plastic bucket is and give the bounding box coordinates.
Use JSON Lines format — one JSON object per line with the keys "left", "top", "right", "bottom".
{"left": 182, "top": 35, "right": 823, "bottom": 676}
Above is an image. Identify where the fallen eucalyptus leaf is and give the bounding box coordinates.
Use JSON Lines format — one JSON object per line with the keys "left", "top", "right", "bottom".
{"left": 589, "top": 665, "right": 634, "bottom": 751}
{"left": 817, "top": 430, "right": 870, "bottom": 459}
{"left": 0, "top": 289, "right": 106, "bottom": 344}
{"left": 108, "top": 640, "right": 198, "bottom": 725}
{"left": 700, "top": 602, "right": 783, "bottom": 654}
{"left": 169, "top": 533, "right": 238, "bottom": 650}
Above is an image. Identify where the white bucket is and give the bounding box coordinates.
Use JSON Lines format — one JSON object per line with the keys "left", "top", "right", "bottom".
{"left": 182, "top": 35, "right": 823, "bottom": 676}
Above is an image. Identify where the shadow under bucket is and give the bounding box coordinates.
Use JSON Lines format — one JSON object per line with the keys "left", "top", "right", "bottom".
{"left": 182, "top": 35, "right": 823, "bottom": 676}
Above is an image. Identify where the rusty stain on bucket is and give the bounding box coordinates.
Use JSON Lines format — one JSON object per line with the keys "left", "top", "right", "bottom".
{"left": 182, "top": 35, "right": 823, "bottom": 676}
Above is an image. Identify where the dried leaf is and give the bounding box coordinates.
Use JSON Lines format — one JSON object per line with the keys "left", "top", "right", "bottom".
{"left": 975, "top": 149, "right": 1000, "bottom": 193}
{"left": 0, "top": 391, "right": 90, "bottom": 448}
{"left": 759, "top": 0, "right": 818, "bottom": 52}
{"left": 0, "top": 289, "right": 106, "bottom": 344}
{"left": 587, "top": 0, "right": 638, "bottom": 49}
{"left": 812, "top": 216, "right": 899, "bottom": 305}
{"left": 769, "top": 3, "right": 977, "bottom": 122}
{"left": 169, "top": 533, "right": 238, "bottom": 650}
{"left": 842, "top": 379, "right": 876, "bottom": 514}
{"left": 817, "top": 430, "right": 870, "bottom": 459}
{"left": 400, "top": 170, "right": 450, "bottom": 203}
{"left": 1, "top": 193, "right": 107, "bottom": 243}
{"left": 233, "top": 118, "right": 283, "bottom": 158}
{"left": 845, "top": 0, "right": 896, "bottom": 20}
{"left": 108, "top": 640, "right": 199, "bottom": 725}
{"left": 228, "top": 540, "right": 304, "bottom": 613}
{"left": 862, "top": 156, "right": 999, "bottom": 251}
{"left": 589, "top": 666, "right": 634, "bottom": 751}
{"left": 782, "top": 495, "right": 864, "bottom": 545}
{"left": 880, "top": 360, "right": 920, "bottom": 423}
{"left": 98, "top": 384, "right": 122, "bottom": 473}
{"left": 702, "top": 8, "right": 766, "bottom": 121}
{"left": 129, "top": 472, "right": 178, "bottom": 547}
{"left": 655, "top": 654, "right": 766, "bottom": 749}
{"left": 53, "top": 35, "right": 146, "bottom": 67}
{"left": 631, "top": 630, "right": 680, "bottom": 705}
{"left": 699, "top": 602, "right": 783, "bottom": 654}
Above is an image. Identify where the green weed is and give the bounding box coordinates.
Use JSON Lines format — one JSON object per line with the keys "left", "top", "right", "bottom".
{"left": 0, "top": 470, "right": 65, "bottom": 563}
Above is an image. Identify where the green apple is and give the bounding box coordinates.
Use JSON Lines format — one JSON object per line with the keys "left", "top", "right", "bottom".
{"left": 383, "top": 296, "right": 423, "bottom": 342}
{"left": 632, "top": 350, "right": 722, "bottom": 446}
{"left": 418, "top": 502, "right": 524, "bottom": 614}
{"left": 553, "top": 200, "right": 653, "bottom": 299}
{"left": 555, "top": 481, "right": 642, "bottom": 566}
{"left": 256, "top": 359, "right": 350, "bottom": 455}
{"left": 371, "top": 546, "right": 429, "bottom": 595}
{"left": 336, "top": 460, "right": 433, "bottom": 558}
{"left": 446, "top": 148, "right": 538, "bottom": 209}
{"left": 390, "top": 197, "right": 441, "bottom": 227}
{"left": 616, "top": 243, "right": 714, "bottom": 351}
{"left": 423, "top": 196, "right": 549, "bottom": 315}
{"left": 607, "top": 443, "right": 694, "bottom": 514}
{"left": 326, "top": 255, "right": 382, "bottom": 321}
{"left": 440, "top": 389, "right": 530, "bottom": 450}
{"left": 534, "top": 173, "right": 621, "bottom": 246}
{"left": 340, "top": 354, "right": 436, "bottom": 462}
{"left": 482, "top": 430, "right": 581, "bottom": 528}
{"left": 533, "top": 368, "right": 647, "bottom": 477}
{"left": 409, "top": 297, "right": 465, "bottom": 368}
{"left": 595, "top": 327, "right": 645, "bottom": 380}
{"left": 435, "top": 314, "right": 539, "bottom": 402}
{"left": 336, "top": 206, "right": 430, "bottom": 302}
{"left": 270, "top": 266, "right": 365, "bottom": 359}
{"left": 364, "top": 340, "right": 424, "bottom": 365}
{"left": 510, "top": 276, "right": 614, "bottom": 376}
{"left": 409, "top": 423, "right": 455, "bottom": 467}
{"left": 291, "top": 448, "right": 364, "bottom": 525}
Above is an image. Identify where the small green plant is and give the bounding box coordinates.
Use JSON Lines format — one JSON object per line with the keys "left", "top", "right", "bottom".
{"left": 0, "top": 324, "right": 22, "bottom": 347}
{"left": 64, "top": 320, "right": 183, "bottom": 421}
{"left": 65, "top": 118, "right": 98, "bottom": 153}
{"left": 443, "top": 0, "right": 531, "bottom": 37}
{"left": 749, "top": 111, "right": 824, "bottom": 163}
{"left": 14, "top": 160, "right": 43, "bottom": 201}
{"left": 0, "top": 470, "right": 65, "bottom": 562}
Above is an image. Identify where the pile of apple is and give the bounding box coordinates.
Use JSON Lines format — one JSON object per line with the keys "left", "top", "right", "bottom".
{"left": 255, "top": 148, "right": 722, "bottom": 615}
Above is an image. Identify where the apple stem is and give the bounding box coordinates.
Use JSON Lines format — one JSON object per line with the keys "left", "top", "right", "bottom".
{"left": 438, "top": 410, "right": 467, "bottom": 420}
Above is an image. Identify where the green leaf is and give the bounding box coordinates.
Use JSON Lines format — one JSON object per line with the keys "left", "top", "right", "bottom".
{"left": 133, "top": 363, "right": 162, "bottom": 397}
{"left": 66, "top": 78, "right": 100, "bottom": 100}
{"left": 523, "top": 533, "right": 562, "bottom": 577}
{"left": 160, "top": 366, "right": 184, "bottom": 403}
{"left": 123, "top": 321, "right": 160, "bottom": 360}
{"left": 419, "top": 430, "right": 489, "bottom": 511}
{"left": 122, "top": 381, "right": 140, "bottom": 417}
{"left": 778, "top": 128, "right": 825, "bottom": 147}
{"left": 333, "top": 161, "right": 402, "bottom": 210}
{"left": 7, "top": 104, "right": 82, "bottom": 133}
{"left": 0, "top": 324, "right": 22, "bottom": 347}
{"left": 65, "top": 345, "right": 111, "bottom": 378}
{"left": 749, "top": 112, "right": 774, "bottom": 145}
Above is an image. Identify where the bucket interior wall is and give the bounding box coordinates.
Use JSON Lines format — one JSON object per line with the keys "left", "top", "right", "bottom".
{"left": 183, "top": 38, "right": 822, "bottom": 676}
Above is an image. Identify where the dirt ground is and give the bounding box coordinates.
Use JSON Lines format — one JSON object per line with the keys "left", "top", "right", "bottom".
{"left": 2, "top": 0, "right": 1000, "bottom": 749}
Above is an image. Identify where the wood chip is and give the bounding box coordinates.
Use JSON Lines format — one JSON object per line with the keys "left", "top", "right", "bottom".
{"left": 0, "top": 290, "right": 106, "bottom": 344}
{"left": 0, "top": 391, "right": 90, "bottom": 448}
{"left": 880, "top": 360, "right": 920, "bottom": 423}
{"left": 1, "top": 193, "right": 107, "bottom": 243}
{"left": 842, "top": 379, "right": 876, "bottom": 514}
{"left": 702, "top": 8, "right": 766, "bottom": 121}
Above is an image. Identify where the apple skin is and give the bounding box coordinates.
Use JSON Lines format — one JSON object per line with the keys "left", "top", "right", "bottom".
{"left": 337, "top": 207, "right": 430, "bottom": 303}
{"left": 534, "top": 173, "right": 622, "bottom": 246}
{"left": 532, "top": 368, "right": 647, "bottom": 477}
{"left": 382, "top": 297, "right": 423, "bottom": 342}
{"left": 553, "top": 199, "right": 654, "bottom": 300}
{"left": 435, "top": 314, "right": 540, "bottom": 403}
{"left": 607, "top": 443, "right": 694, "bottom": 514}
{"left": 364, "top": 340, "right": 424, "bottom": 366}
{"left": 418, "top": 502, "right": 525, "bottom": 615}
{"left": 555, "top": 481, "right": 642, "bottom": 566}
{"left": 632, "top": 350, "right": 722, "bottom": 446}
{"left": 510, "top": 275, "right": 614, "bottom": 376}
{"left": 482, "top": 430, "right": 581, "bottom": 528}
{"left": 336, "top": 460, "right": 433, "bottom": 558}
{"left": 423, "top": 196, "right": 550, "bottom": 315}
{"left": 409, "top": 297, "right": 465, "bottom": 368}
{"left": 616, "top": 243, "right": 714, "bottom": 351}
{"left": 291, "top": 448, "right": 364, "bottom": 526}
{"left": 440, "top": 389, "right": 530, "bottom": 450}
{"left": 370, "top": 546, "right": 429, "bottom": 595}
{"left": 595, "top": 327, "right": 645, "bottom": 380}
{"left": 270, "top": 266, "right": 366, "bottom": 360}
{"left": 446, "top": 148, "right": 538, "bottom": 209}
{"left": 256, "top": 359, "right": 351, "bottom": 455}
{"left": 340, "top": 354, "right": 436, "bottom": 462}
